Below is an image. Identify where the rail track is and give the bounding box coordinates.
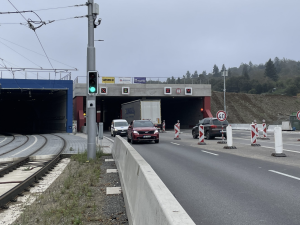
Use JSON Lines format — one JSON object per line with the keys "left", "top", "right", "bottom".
{"left": 0, "top": 134, "right": 66, "bottom": 209}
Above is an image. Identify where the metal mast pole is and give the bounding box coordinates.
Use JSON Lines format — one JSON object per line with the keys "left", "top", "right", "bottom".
{"left": 87, "top": 0, "right": 96, "bottom": 159}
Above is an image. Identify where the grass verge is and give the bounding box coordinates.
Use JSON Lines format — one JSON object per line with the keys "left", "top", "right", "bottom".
{"left": 12, "top": 147, "right": 126, "bottom": 225}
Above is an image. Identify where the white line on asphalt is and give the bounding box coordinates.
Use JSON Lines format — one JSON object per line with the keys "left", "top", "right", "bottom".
{"left": 12, "top": 135, "right": 38, "bottom": 156}
{"left": 269, "top": 170, "right": 300, "bottom": 181}
{"left": 170, "top": 142, "right": 180, "bottom": 145}
{"left": 201, "top": 150, "right": 218, "bottom": 156}
{"left": 0, "top": 137, "right": 7, "bottom": 144}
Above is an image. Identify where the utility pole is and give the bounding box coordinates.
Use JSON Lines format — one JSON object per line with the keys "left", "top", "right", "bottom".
{"left": 222, "top": 70, "right": 228, "bottom": 114}
{"left": 87, "top": 0, "right": 97, "bottom": 160}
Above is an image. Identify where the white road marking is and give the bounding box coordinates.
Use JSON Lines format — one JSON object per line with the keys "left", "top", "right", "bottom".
{"left": 0, "top": 137, "right": 7, "bottom": 144}
{"left": 201, "top": 150, "right": 218, "bottom": 156}
{"left": 269, "top": 170, "right": 300, "bottom": 181}
{"left": 170, "top": 142, "right": 180, "bottom": 145}
{"left": 11, "top": 136, "right": 38, "bottom": 156}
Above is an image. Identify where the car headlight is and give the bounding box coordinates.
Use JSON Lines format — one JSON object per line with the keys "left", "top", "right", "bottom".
{"left": 114, "top": 128, "right": 118, "bottom": 131}
{"left": 133, "top": 131, "right": 139, "bottom": 134}
{"left": 154, "top": 130, "right": 159, "bottom": 134}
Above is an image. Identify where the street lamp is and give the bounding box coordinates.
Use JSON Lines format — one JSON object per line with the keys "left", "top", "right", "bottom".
{"left": 222, "top": 70, "right": 228, "bottom": 113}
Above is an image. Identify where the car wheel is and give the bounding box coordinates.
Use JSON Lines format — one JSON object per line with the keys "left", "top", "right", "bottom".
{"left": 192, "top": 131, "right": 197, "bottom": 139}
{"left": 155, "top": 139, "right": 159, "bottom": 143}
{"left": 127, "top": 135, "right": 130, "bottom": 142}
{"left": 206, "top": 131, "right": 211, "bottom": 140}
{"left": 131, "top": 135, "right": 135, "bottom": 144}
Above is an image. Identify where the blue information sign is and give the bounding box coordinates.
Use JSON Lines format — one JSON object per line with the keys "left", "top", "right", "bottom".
{"left": 134, "top": 77, "right": 146, "bottom": 84}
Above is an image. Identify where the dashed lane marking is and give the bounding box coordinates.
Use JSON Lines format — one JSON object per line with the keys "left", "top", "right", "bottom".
{"left": 201, "top": 150, "right": 219, "bottom": 156}
{"left": 269, "top": 170, "right": 300, "bottom": 181}
{"left": 170, "top": 142, "right": 180, "bottom": 145}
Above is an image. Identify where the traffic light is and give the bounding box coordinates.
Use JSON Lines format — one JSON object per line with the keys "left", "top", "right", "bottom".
{"left": 185, "top": 87, "right": 192, "bottom": 95}
{"left": 88, "top": 71, "right": 98, "bottom": 94}
{"left": 164, "top": 87, "right": 172, "bottom": 95}
{"left": 122, "top": 87, "right": 130, "bottom": 94}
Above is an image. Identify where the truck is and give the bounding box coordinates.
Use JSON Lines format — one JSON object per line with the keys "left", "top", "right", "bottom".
{"left": 121, "top": 99, "right": 162, "bottom": 130}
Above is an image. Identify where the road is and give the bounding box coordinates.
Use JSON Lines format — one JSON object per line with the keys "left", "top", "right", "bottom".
{"left": 105, "top": 130, "right": 300, "bottom": 225}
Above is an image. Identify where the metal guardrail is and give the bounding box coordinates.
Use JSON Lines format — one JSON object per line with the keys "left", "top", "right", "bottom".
{"left": 0, "top": 71, "right": 73, "bottom": 80}
{"left": 73, "top": 76, "right": 210, "bottom": 85}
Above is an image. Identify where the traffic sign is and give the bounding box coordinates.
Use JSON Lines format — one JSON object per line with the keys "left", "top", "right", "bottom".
{"left": 216, "top": 110, "right": 227, "bottom": 122}
{"left": 176, "top": 88, "right": 181, "bottom": 94}
{"left": 297, "top": 110, "right": 300, "bottom": 120}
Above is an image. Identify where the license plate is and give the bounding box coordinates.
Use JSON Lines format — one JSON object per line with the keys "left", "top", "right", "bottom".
{"left": 121, "top": 131, "right": 126, "bottom": 133}
{"left": 143, "top": 136, "right": 151, "bottom": 138}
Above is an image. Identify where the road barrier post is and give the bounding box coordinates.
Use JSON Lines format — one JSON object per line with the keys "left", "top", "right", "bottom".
{"left": 254, "top": 120, "right": 259, "bottom": 137}
{"left": 224, "top": 125, "right": 236, "bottom": 149}
{"left": 174, "top": 121, "right": 181, "bottom": 140}
{"left": 162, "top": 120, "right": 166, "bottom": 133}
{"left": 251, "top": 124, "right": 260, "bottom": 146}
{"left": 272, "top": 127, "right": 286, "bottom": 157}
{"left": 198, "top": 125, "right": 206, "bottom": 145}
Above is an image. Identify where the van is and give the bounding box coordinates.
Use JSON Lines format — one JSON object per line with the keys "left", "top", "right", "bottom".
{"left": 111, "top": 119, "right": 129, "bottom": 137}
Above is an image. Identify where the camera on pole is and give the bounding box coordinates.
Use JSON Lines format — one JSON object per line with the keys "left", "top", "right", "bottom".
{"left": 88, "top": 71, "right": 98, "bottom": 95}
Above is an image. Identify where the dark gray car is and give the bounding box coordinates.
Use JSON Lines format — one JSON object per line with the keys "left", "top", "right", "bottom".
{"left": 192, "top": 118, "right": 228, "bottom": 139}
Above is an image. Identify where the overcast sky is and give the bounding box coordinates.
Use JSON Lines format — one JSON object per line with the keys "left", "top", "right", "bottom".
{"left": 0, "top": 0, "right": 299, "bottom": 80}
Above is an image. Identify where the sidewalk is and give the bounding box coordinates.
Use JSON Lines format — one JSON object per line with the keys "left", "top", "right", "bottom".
{"left": 68, "top": 132, "right": 113, "bottom": 154}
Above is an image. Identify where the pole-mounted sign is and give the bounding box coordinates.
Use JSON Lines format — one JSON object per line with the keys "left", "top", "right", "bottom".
{"left": 216, "top": 110, "right": 227, "bottom": 122}
{"left": 297, "top": 110, "right": 300, "bottom": 120}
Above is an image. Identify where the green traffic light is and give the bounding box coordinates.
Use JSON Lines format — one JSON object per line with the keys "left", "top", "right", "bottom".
{"left": 89, "top": 87, "right": 96, "bottom": 93}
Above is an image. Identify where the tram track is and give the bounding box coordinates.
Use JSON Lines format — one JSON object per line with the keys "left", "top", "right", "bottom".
{"left": 0, "top": 134, "right": 66, "bottom": 209}
{"left": 0, "top": 135, "right": 15, "bottom": 148}
{"left": 0, "top": 135, "right": 30, "bottom": 157}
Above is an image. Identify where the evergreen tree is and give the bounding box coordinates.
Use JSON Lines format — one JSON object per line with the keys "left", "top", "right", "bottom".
{"left": 202, "top": 70, "right": 207, "bottom": 76}
{"left": 249, "top": 61, "right": 253, "bottom": 72}
{"left": 242, "top": 64, "right": 249, "bottom": 79}
{"left": 274, "top": 57, "right": 281, "bottom": 73}
{"left": 185, "top": 71, "right": 191, "bottom": 79}
{"left": 265, "top": 59, "right": 278, "bottom": 81}
{"left": 213, "top": 64, "right": 220, "bottom": 77}
{"left": 222, "top": 64, "right": 226, "bottom": 71}
{"left": 192, "top": 70, "right": 198, "bottom": 78}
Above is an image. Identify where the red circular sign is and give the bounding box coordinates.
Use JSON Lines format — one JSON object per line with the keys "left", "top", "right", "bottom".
{"left": 297, "top": 111, "right": 300, "bottom": 120}
{"left": 176, "top": 88, "right": 181, "bottom": 94}
{"left": 216, "top": 110, "right": 227, "bottom": 122}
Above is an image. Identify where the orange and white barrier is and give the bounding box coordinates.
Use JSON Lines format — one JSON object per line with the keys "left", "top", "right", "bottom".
{"left": 262, "top": 123, "right": 267, "bottom": 138}
{"left": 162, "top": 121, "right": 166, "bottom": 132}
{"left": 251, "top": 124, "right": 260, "bottom": 146}
{"left": 255, "top": 122, "right": 259, "bottom": 137}
{"left": 174, "top": 122, "right": 180, "bottom": 140}
{"left": 198, "top": 125, "right": 205, "bottom": 145}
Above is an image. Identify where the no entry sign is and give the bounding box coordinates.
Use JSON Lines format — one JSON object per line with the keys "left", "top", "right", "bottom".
{"left": 216, "top": 110, "right": 227, "bottom": 122}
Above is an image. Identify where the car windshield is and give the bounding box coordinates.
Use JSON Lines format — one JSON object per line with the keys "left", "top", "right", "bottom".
{"left": 212, "top": 119, "right": 228, "bottom": 125}
{"left": 115, "top": 122, "right": 128, "bottom": 127}
{"left": 134, "top": 121, "right": 154, "bottom": 127}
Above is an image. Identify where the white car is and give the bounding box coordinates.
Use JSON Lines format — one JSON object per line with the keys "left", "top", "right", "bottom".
{"left": 111, "top": 119, "right": 129, "bottom": 137}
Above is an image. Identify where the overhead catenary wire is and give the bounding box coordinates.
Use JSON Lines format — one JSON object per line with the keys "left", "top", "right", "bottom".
{"left": 7, "top": 1, "right": 54, "bottom": 71}
{"left": 0, "top": 3, "right": 87, "bottom": 14}
{"left": 0, "top": 37, "right": 77, "bottom": 70}
{"left": 0, "top": 40, "right": 43, "bottom": 68}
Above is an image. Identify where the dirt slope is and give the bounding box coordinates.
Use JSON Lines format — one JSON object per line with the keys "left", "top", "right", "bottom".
{"left": 211, "top": 91, "right": 300, "bottom": 125}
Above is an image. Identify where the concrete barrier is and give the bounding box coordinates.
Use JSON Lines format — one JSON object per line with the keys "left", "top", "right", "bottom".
{"left": 112, "top": 136, "right": 195, "bottom": 225}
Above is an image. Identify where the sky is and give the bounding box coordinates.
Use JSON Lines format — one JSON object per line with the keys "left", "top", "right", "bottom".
{"left": 0, "top": 0, "right": 299, "bottom": 81}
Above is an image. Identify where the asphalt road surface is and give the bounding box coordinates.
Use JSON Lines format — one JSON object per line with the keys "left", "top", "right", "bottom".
{"left": 105, "top": 130, "right": 300, "bottom": 225}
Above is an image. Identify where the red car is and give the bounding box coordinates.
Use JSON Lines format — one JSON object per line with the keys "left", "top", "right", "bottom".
{"left": 127, "top": 120, "right": 159, "bottom": 144}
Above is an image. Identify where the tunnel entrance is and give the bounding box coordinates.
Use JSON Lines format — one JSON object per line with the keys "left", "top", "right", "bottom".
{"left": 96, "top": 96, "right": 204, "bottom": 130}
{"left": 0, "top": 89, "right": 68, "bottom": 134}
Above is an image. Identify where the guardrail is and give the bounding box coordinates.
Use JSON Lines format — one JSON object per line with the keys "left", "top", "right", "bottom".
{"left": 112, "top": 136, "right": 195, "bottom": 225}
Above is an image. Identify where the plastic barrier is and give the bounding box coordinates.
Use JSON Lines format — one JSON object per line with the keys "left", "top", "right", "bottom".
{"left": 198, "top": 125, "right": 205, "bottom": 145}
{"left": 112, "top": 136, "right": 195, "bottom": 225}
{"left": 250, "top": 124, "right": 260, "bottom": 146}
{"left": 262, "top": 123, "right": 267, "bottom": 138}
{"left": 255, "top": 122, "right": 259, "bottom": 137}
{"left": 272, "top": 127, "right": 286, "bottom": 157}
{"left": 174, "top": 122, "right": 180, "bottom": 140}
{"left": 224, "top": 125, "right": 236, "bottom": 149}
{"left": 162, "top": 120, "right": 166, "bottom": 132}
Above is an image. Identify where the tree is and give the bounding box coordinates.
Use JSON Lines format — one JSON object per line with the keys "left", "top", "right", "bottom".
{"left": 192, "top": 70, "right": 198, "bottom": 78}
{"left": 242, "top": 64, "right": 249, "bottom": 79}
{"left": 185, "top": 71, "right": 191, "bottom": 79}
{"left": 222, "top": 64, "right": 226, "bottom": 71}
{"left": 265, "top": 59, "right": 278, "bottom": 81}
{"left": 285, "top": 84, "right": 298, "bottom": 96}
{"left": 274, "top": 57, "right": 281, "bottom": 73}
{"left": 249, "top": 61, "right": 253, "bottom": 72}
{"left": 213, "top": 65, "right": 220, "bottom": 77}
{"left": 201, "top": 70, "right": 207, "bottom": 76}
